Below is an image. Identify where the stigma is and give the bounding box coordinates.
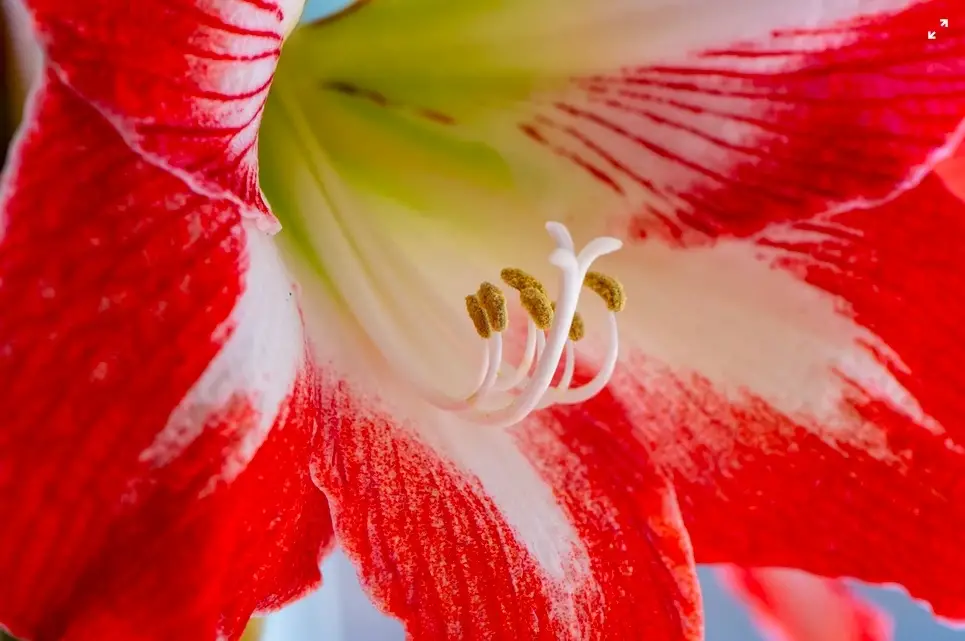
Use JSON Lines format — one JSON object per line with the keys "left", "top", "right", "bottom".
{"left": 427, "top": 221, "right": 625, "bottom": 428}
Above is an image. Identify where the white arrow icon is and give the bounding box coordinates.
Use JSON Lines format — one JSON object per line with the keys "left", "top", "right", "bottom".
{"left": 941, "top": 18, "right": 949, "bottom": 27}
{"left": 928, "top": 30, "right": 937, "bottom": 39}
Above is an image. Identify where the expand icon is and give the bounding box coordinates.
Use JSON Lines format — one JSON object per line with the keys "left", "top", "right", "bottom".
{"left": 928, "top": 18, "right": 949, "bottom": 40}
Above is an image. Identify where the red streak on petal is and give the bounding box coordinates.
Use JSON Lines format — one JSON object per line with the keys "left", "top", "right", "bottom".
{"left": 322, "top": 80, "right": 460, "bottom": 126}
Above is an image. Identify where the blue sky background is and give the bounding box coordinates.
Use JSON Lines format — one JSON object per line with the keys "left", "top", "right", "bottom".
{"left": 265, "top": 2, "right": 965, "bottom": 639}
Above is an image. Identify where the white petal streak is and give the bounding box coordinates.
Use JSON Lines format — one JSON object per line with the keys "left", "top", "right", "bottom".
{"left": 301, "top": 280, "right": 593, "bottom": 626}
{"left": 605, "top": 237, "right": 937, "bottom": 452}
{"left": 617, "top": 0, "right": 920, "bottom": 61}
{"left": 142, "top": 222, "right": 305, "bottom": 481}
{"left": 338, "top": 370, "right": 590, "bottom": 585}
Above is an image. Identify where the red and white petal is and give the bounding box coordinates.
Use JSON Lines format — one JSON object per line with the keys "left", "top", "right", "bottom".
{"left": 262, "top": 0, "right": 965, "bottom": 633}
{"left": 302, "top": 308, "right": 701, "bottom": 640}
{"left": 20, "top": 0, "right": 305, "bottom": 228}
{"left": 720, "top": 568, "right": 891, "bottom": 641}
{"left": 0, "top": 71, "right": 331, "bottom": 640}
{"left": 279, "top": 0, "right": 965, "bottom": 248}
{"left": 569, "top": 172, "right": 965, "bottom": 620}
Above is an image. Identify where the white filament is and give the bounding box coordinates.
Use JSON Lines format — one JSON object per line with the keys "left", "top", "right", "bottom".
{"left": 426, "top": 222, "right": 622, "bottom": 427}
{"left": 494, "top": 319, "right": 539, "bottom": 392}
{"left": 473, "top": 334, "right": 504, "bottom": 402}
{"left": 415, "top": 221, "right": 622, "bottom": 427}
{"left": 549, "top": 313, "right": 619, "bottom": 406}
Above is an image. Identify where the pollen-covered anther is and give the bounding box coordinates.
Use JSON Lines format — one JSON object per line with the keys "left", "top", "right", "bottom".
{"left": 476, "top": 282, "right": 508, "bottom": 332}
{"left": 423, "top": 221, "right": 624, "bottom": 428}
{"left": 551, "top": 301, "right": 585, "bottom": 342}
{"left": 520, "top": 287, "right": 554, "bottom": 330}
{"left": 500, "top": 267, "right": 548, "bottom": 297}
{"left": 584, "top": 271, "right": 626, "bottom": 312}
{"left": 465, "top": 294, "right": 492, "bottom": 338}
{"left": 568, "top": 312, "right": 585, "bottom": 342}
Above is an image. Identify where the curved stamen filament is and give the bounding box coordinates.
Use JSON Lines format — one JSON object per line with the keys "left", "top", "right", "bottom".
{"left": 471, "top": 335, "right": 504, "bottom": 403}
{"left": 424, "top": 221, "right": 625, "bottom": 427}
{"left": 541, "top": 312, "right": 618, "bottom": 407}
{"left": 494, "top": 319, "right": 538, "bottom": 392}
{"left": 556, "top": 341, "right": 576, "bottom": 394}
{"left": 534, "top": 338, "right": 577, "bottom": 411}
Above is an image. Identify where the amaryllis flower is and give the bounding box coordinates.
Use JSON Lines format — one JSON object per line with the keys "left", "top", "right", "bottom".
{"left": 1, "top": 0, "right": 964, "bottom": 639}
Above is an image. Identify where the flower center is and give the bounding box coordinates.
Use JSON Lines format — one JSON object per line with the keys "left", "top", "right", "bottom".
{"left": 419, "top": 221, "right": 625, "bottom": 428}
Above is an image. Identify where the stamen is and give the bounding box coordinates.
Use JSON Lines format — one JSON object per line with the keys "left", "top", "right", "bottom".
{"left": 477, "top": 282, "right": 508, "bottom": 331}
{"left": 568, "top": 312, "right": 585, "bottom": 342}
{"left": 472, "top": 336, "right": 503, "bottom": 402}
{"left": 519, "top": 287, "right": 554, "bottom": 330}
{"left": 465, "top": 294, "right": 491, "bottom": 338}
{"left": 584, "top": 271, "right": 626, "bottom": 312}
{"left": 494, "top": 319, "right": 538, "bottom": 391}
{"left": 501, "top": 268, "right": 548, "bottom": 297}
{"left": 551, "top": 312, "right": 619, "bottom": 406}
{"left": 552, "top": 301, "right": 585, "bottom": 342}
{"left": 558, "top": 341, "right": 576, "bottom": 392}
{"left": 432, "top": 222, "right": 624, "bottom": 427}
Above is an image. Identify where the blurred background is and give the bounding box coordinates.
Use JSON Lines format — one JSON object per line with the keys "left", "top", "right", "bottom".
{"left": 262, "top": 550, "right": 964, "bottom": 641}
{"left": 263, "top": 1, "right": 965, "bottom": 639}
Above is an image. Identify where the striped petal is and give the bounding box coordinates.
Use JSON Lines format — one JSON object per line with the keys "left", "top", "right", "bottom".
{"left": 721, "top": 568, "right": 891, "bottom": 641}
{"left": 276, "top": 0, "right": 965, "bottom": 247}
{"left": 263, "top": 77, "right": 702, "bottom": 637}
{"left": 22, "top": 0, "right": 306, "bottom": 228}
{"left": 260, "top": 0, "right": 965, "bottom": 635}
{"left": 311, "top": 340, "right": 703, "bottom": 640}
{"left": 621, "top": 171, "right": 965, "bottom": 621}
{"left": 0, "top": 8, "right": 332, "bottom": 639}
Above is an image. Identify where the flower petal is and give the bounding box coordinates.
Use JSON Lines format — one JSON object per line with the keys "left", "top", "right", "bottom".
{"left": 274, "top": 0, "right": 965, "bottom": 244}
{"left": 20, "top": 0, "right": 305, "bottom": 228}
{"left": 304, "top": 315, "right": 701, "bottom": 639}
{"left": 720, "top": 568, "right": 891, "bottom": 641}
{"left": 935, "top": 141, "right": 965, "bottom": 202}
{"left": 0, "top": 71, "right": 332, "bottom": 639}
{"left": 570, "top": 172, "right": 965, "bottom": 620}
{"left": 260, "top": 0, "right": 965, "bottom": 630}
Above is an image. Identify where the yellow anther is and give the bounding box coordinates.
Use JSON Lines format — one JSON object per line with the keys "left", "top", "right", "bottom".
{"left": 520, "top": 287, "right": 554, "bottom": 330}
{"left": 568, "top": 312, "right": 585, "bottom": 342}
{"left": 584, "top": 272, "right": 626, "bottom": 312}
{"left": 550, "top": 302, "right": 585, "bottom": 342}
{"left": 500, "top": 268, "right": 548, "bottom": 297}
{"left": 465, "top": 294, "right": 492, "bottom": 338}
{"left": 477, "top": 282, "right": 508, "bottom": 332}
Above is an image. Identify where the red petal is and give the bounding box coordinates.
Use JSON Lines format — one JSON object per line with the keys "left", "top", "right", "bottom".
{"left": 314, "top": 377, "right": 702, "bottom": 640}
{"left": 936, "top": 141, "right": 965, "bottom": 202}
{"left": 21, "top": 0, "right": 303, "bottom": 228}
{"left": 721, "top": 568, "right": 891, "bottom": 641}
{"left": 0, "top": 72, "right": 332, "bottom": 639}
{"left": 582, "top": 172, "right": 965, "bottom": 620}
{"left": 550, "top": 0, "right": 965, "bottom": 244}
